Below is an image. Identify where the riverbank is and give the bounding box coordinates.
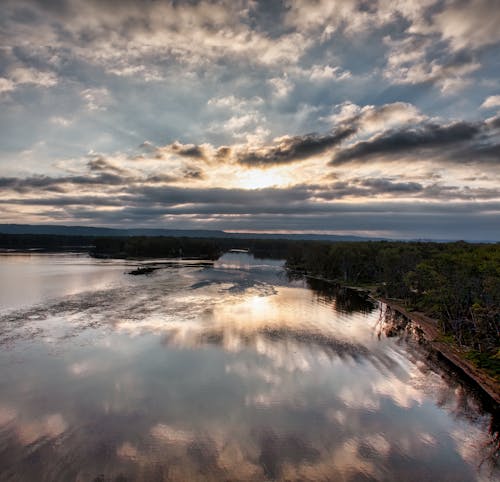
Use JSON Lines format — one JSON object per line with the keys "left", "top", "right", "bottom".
{"left": 301, "top": 272, "right": 500, "bottom": 407}
{"left": 380, "top": 299, "right": 500, "bottom": 407}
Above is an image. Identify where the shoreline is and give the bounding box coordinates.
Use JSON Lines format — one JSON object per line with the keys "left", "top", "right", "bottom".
{"left": 380, "top": 298, "right": 500, "bottom": 408}
{"left": 298, "top": 271, "right": 500, "bottom": 408}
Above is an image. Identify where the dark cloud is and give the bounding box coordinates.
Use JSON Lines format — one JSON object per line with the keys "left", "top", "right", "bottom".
{"left": 153, "top": 127, "right": 357, "bottom": 167}
{"left": 27, "top": 202, "right": 500, "bottom": 241}
{"left": 215, "top": 146, "right": 231, "bottom": 162}
{"left": 454, "top": 143, "right": 500, "bottom": 164}
{"left": 314, "top": 178, "right": 499, "bottom": 201}
{"left": 237, "top": 127, "right": 356, "bottom": 166}
{"left": 167, "top": 141, "right": 208, "bottom": 160}
{"left": 182, "top": 167, "right": 205, "bottom": 179}
{"left": 2, "top": 176, "right": 498, "bottom": 215}
{"left": 0, "top": 195, "right": 128, "bottom": 206}
{"left": 0, "top": 168, "right": 182, "bottom": 194}
{"left": 0, "top": 172, "right": 127, "bottom": 192}
{"left": 359, "top": 178, "right": 423, "bottom": 193}
{"left": 0, "top": 175, "right": 69, "bottom": 193}
{"left": 330, "top": 120, "right": 498, "bottom": 165}
{"left": 129, "top": 184, "right": 315, "bottom": 207}
{"left": 144, "top": 173, "right": 179, "bottom": 184}
{"left": 86, "top": 155, "right": 130, "bottom": 175}
{"left": 488, "top": 115, "right": 500, "bottom": 129}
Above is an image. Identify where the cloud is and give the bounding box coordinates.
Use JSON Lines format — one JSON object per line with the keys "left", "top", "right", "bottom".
{"left": 383, "top": 40, "right": 481, "bottom": 93}
{"left": 10, "top": 201, "right": 498, "bottom": 241}
{"left": 0, "top": 155, "right": 184, "bottom": 194}
{"left": 268, "top": 77, "right": 294, "bottom": 98}
{"left": 487, "top": 115, "right": 500, "bottom": 130}
{"left": 0, "top": 0, "right": 495, "bottom": 103}
{"left": 236, "top": 128, "right": 356, "bottom": 166}
{"left": 330, "top": 120, "right": 497, "bottom": 166}
{"left": 481, "top": 95, "right": 500, "bottom": 110}
{"left": 182, "top": 166, "right": 205, "bottom": 180}
{"left": 307, "top": 65, "right": 351, "bottom": 82}
{"left": 0, "top": 78, "right": 15, "bottom": 93}
{"left": 433, "top": 0, "right": 500, "bottom": 51}
{"left": 359, "top": 178, "right": 423, "bottom": 194}
{"left": 328, "top": 102, "right": 424, "bottom": 133}
{"left": 0, "top": 172, "right": 129, "bottom": 193}
{"left": 9, "top": 66, "right": 58, "bottom": 88}
{"left": 165, "top": 141, "right": 208, "bottom": 160}
{"left": 81, "top": 88, "right": 111, "bottom": 111}
{"left": 1, "top": 164, "right": 498, "bottom": 238}
{"left": 284, "top": 0, "right": 383, "bottom": 36}
{"left": 50, "top": 116, "right": 72, "bottom": 126}
{"left": 285, "top": 0, "right": 500, "bottom": 54}
{"left": 0, "top": 1, "right": 499, "bottom": 240}
{"left": 208, "top": 95, "right": 264, "bottom": 111}
{"left": 206, "top": 95, "right": 268, "bottom": 140}
{"left": 1, "top": 0, "right": 311, "bottom": 81}
{"left": 2, "top": 172, "right": 498, "bottom": 213}
{"left": 86, "top": 155, "right": 130, "bottom": 175}
{"left": 147, "top": 140, "right": 229, "bottom": 165}
{"left": 144, "top": 123, "right": 359, "bottom": 168}
{"left": 0, "top": 66, "right": 58, "bottom": 94}
{"left": 222, "top": 113, "right": 263, "bottom": 135}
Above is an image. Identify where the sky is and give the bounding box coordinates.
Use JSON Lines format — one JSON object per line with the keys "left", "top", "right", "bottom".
{"left": 0, "top": 0, "right": 499, "bottom": 240}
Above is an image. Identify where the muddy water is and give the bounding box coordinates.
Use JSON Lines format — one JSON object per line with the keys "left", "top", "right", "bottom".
{"left": 0, "top": 252, "right": 497, "bottom": 481}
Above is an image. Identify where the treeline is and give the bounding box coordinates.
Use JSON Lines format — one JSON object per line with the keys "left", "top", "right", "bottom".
{"left": 286, "top": 241, "right": 500, "bottom": 357}
{"left": 0, "top": 233, "right": 295, "bottom": 259}
{"left": 0, "top": 233, "right": 95, "bottom": 251}
{"left": 91, "top": 236, "right": 296, "bottom": 260}
{"left": 92, "top": 236, "right": 222, "bottom": 259}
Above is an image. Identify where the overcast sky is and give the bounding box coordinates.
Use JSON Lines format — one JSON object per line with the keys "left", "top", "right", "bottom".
{"left": 0, "top": 0, "right": 499, "bottom": 240}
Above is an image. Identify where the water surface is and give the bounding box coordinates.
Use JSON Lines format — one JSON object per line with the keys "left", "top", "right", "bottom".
{"left": 0, "top": 252, "right": 497, "bottom": 481}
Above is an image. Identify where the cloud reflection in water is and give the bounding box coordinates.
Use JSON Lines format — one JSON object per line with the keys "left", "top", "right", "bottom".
{"left": 0, "top": 253, "right": 497, "bottom": 481}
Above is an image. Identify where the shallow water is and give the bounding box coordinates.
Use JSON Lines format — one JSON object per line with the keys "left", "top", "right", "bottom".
{"left": 0, "top": 252, "right": 497, "bottom": 481}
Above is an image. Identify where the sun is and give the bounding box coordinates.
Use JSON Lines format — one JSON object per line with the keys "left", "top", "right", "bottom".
{"left": 237, "top": 168, "right": 287, "bottom": 189}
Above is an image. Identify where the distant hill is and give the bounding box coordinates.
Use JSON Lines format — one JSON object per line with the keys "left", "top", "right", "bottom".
{"left": 0, "top": 224, "right": 380, "bottom": 242}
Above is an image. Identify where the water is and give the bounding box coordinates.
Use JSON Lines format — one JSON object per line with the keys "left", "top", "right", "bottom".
{"left": 0, "top": 252, "right": 497, "bottom": 481}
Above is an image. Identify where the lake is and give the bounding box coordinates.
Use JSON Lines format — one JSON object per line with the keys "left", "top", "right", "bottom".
{"left": 0, "top": 252, "right": 497, "bottom": 481}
